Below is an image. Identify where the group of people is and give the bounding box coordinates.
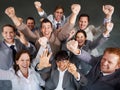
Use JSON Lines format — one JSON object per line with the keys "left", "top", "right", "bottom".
{"left": 0, "top": 1, "right": 120, "bottom": 90}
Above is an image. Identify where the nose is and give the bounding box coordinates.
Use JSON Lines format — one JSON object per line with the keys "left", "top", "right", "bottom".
{"left": 7, "top": 32, "right": 11, "bottom": 37}
{"left": 103, "top": 60, "right": 108, "bottom": 66}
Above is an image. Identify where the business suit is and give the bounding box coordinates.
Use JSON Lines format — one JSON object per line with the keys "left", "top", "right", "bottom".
{"left": 74, "top": 49, "right": 120, "bottom": 90}
{"left": 38, "top": 66, "right": 87, "bottom": 90}
{"left": 0, "top": 39, "right": 36, "bottom": 70}
{"left": 38, "top": 11, "right": 67, "bottom": 30}
{"left": 70, "top": 34, "right": 108, "bottom": 75}
{"left": 17, "top": 21, "right": 74, "bottom": 55}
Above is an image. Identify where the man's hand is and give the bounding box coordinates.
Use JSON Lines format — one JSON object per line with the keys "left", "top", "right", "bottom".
{"left": 103, "top": 5, "right": 114, "bottom": 19}
{"left": 71, "top": 4, "right": 81, "bottom": 15}
{"left": 67, "top": 40, "right": 80, "bottom": 54}
{"left": 37, "top": 49, "right": 52, "bottom": 69}
{"left": 34, "top": 1, "right": 41, "bottom": 9}
{"left": 16, "top": 31, "right": 28, "bottom": 46}
{"left": 68, "top": 63, "right": 80, "bottom": 79}
{"left": 34, "top": 1, "right": 43, "bottom": 12}
{"left": 5, "top": 7, "right": 16, "bottom": 18}
{"left": 38, "top": 37, "right": 48, "bottom": 48}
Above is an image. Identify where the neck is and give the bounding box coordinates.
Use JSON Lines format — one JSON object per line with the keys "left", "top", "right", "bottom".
{"left": 21, "top": 70, "right": 28, "bottom": 78}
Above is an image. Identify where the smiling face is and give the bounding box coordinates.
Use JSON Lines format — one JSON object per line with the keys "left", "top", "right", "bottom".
{"left": 56, "top": 60, "right": 69, "bottom": 71}
{"left": 2, "top": 25, "right": 15, "bottom": 44}
{"left": 16, "top": 53, "right": 30, "bottom": 75}
{"left": 75, "top": 31, "right": 86, "bottom": 47}
{"left": 78, "top": 16, "right": 89, "bottom": 30}
{"left": 41, "top": 22, "right": 53, "bottom": 39}
{"left": 26, "top": 19, "right": 35, "bottom": 30}
{"left": 54, "top": 8, "right": 64, "bottom": 22}
{"left": 100, "top": 52, "right": 119, "bottom": 74}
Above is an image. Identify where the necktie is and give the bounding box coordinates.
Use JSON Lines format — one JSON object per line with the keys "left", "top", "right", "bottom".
{"left": 56, "top": 23, "right": 60, "bottom": 29}
{"left": 10, "top": 45, "right": 17, "bottom": 61}
{"left": 98, "top": 72, "right": 103, "bottom": 79}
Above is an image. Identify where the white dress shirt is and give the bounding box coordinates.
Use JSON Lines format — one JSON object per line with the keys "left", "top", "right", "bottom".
{"left": 55, "top": 68, "right": 67, "bottom": 90}
{"left": 0, "top": 67, "right": 45, "bottom": 90}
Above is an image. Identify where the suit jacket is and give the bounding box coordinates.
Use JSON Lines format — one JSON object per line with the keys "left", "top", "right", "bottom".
{"left": 17, "top": 21, "right": 74, "bottom": 55}
{"left": 0, "top": 39, "right": 36, "bottom": 70}
{"left": 38, "top": 63, "right": 87, "bottom": 90}
{"left": 38, "top": 11, "right": 67, "bottom": 30}
{"left": 70, "top": 34, "right": 108, "bottom": 75}
{"left": 74, "top": 49, "right": 120, "bottom": 90}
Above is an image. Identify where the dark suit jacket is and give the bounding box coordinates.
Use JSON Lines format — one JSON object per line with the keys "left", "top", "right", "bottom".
{"left": 74, "top": 49, "right": 120, "bottom": 90}
{"left": 0, "top": 39, "right": 36, "bottom": 70}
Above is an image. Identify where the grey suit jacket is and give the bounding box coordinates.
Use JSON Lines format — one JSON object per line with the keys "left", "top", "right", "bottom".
{"left": 70, "top": 34, "right": 108, "bottom": 75}
{"left": 38, "top": 65, "right": 87, "bottom": 90}
{"left": 0, "top": 39, "right": 36, "bottom": 70}
{"left": 0, "top": 80, "right": 12, "bottom": 90}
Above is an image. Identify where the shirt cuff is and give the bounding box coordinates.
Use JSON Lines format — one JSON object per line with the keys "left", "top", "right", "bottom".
{"left": 76, "top": 73, "right": 81, "bottom": 81}
{"left": 103, "top": 18, "right": 111, "bottom": 24}
{"left": 27, "top": 42, "right": 30, "bottom": 47}
{"left": 103, "top": 33, "right": 110, "bottom": 38}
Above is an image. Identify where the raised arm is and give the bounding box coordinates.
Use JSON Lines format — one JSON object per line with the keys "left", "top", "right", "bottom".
{"left": 88, "top": 22, "right": 114, "bottom": 50}
{"left": 103, "top": 5, "right": 114, "bottom": 23}
{"left": 5, "top": 7, "right": 38, "bottom": 42}
{"left": 91, "top": 5, "right": 114, "bottom": 37}
{"left": 34, "top": 1, "right": 47, "bottom": 18}
{"left": 67, "top": 40, "right": 93, "bottom": 63}
{"left": 57, "top": 4, "right": 81, "bottom": 41}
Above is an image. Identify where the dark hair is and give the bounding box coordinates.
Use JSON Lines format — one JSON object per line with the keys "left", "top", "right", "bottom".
{"left": 78, "top": 13, "right": 90, "bottom": 22}
{"left": 2, "top": 24, "right": 16, "bottom": 32}
{"left": 75, "top": 30, "right": 87, "bottom": 39}
{"left": 26, "top": 17, "right": 35, "bottom": 24}
{"left": 13, "top": 50, "right": 31, "bottom": 75}
{"left": 55, "top": 50, "right": 69, "bottom": 62}
{"left": 54, "top": 5, "right": 64, "bottom": 13}
{"left": 40, "top": 18, "right": 52, "bottom": 28}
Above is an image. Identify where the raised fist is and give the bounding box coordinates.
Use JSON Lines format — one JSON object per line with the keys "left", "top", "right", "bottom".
{"left": 67, "top": 40, "right": 79, "bottom": 54}
{"left": 103, "top": 5, "right": 114, "bottom": 18}
{"left": 5, "top": 7, "right": 15, "bottom": 18}
{"left": 34, "top": 1, "right": 42, "bottom": 9}
{"left": 71, "top": 4, "right": 81, "bottom": 15}
{"left": 38, "top": 37, "right": 48, "bottom": 48}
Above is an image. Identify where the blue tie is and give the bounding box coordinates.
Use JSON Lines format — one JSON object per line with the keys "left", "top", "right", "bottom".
{"left": 10, "top": 45, "right": 17, "bottom": 61}
{"left": 56, "top": 23, "right": 60, "bottom": 29}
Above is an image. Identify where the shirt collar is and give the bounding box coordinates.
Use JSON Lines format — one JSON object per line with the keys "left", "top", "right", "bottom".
{"left": 54, "top": 19, "right": 62, "bottom": 24}
{"left": 57, "top": 68, "right": 67, "bottom": 73}
{"left": 17, "top": 68, "right": 32, "bottom": 78}
{"left": 5, "top": 41, "right": 15, "bottom": 47}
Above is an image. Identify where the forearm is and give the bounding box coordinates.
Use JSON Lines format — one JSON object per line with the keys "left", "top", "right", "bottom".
{"left": 11, "top": 15, "right": 21, "bottom": 27}
{"left": 17, "top": 23, "right": 38, "bottom": 43}
{"left": 75, "top": 49, "right": 93, "bottom": 64}
{"left": 89, "top": 34, "right": 108, "bottom": 50}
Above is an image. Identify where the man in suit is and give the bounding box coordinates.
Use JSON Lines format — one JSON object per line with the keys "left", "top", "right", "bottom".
{"left": 36, "top": 50, "right": 87, "bottom": 90}
{"left": 5, "top": 4, "right": 80, "bottom": 55}
{"left": 34, "top": 1, "right": 66, "bottom": 30}
{"left": 67, "top": 43, "right": 120, "bottom": 90}
{"left": 0, "top": 24, "right": 36, "bottom": 70}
